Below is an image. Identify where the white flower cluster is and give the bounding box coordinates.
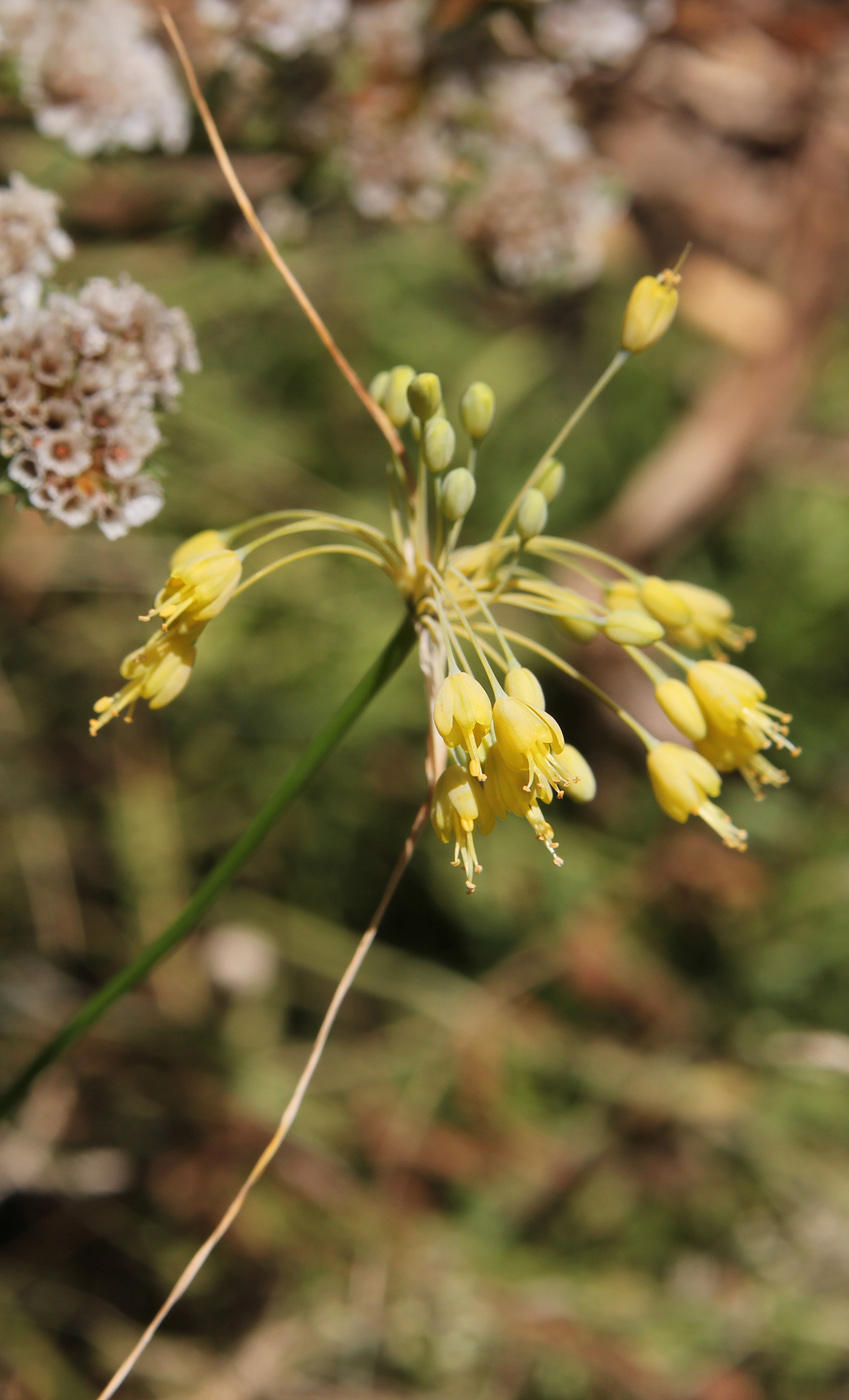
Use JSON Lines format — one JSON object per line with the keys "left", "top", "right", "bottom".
{"left": 0, "top": 172, "right": 73, "bottom": 311}
{"left": 198, "top": 0, "right": 349, "bottom": 59}
{"left": 458, "top": 63, "right": 622, "bottom": 287}
{"left": 0, "top": 177, "right": 200, "bottom": 539}
{"left": 0, "top": 0, "right": 673, "bottom": 291}
{"left": 0, "top": 0, "right": 189, "bottom": 156}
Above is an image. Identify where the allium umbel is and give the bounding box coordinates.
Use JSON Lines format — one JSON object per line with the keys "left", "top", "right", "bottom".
{"left": 92, "top": 264, "right": 799, "bottom": 887}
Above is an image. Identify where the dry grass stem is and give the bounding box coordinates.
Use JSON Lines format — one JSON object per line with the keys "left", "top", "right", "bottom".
{"left": 156, "top": 5, "right": 411, "bottom": 479}
{"left": 95, "top": 798, "right": 431, "bottom": 1400}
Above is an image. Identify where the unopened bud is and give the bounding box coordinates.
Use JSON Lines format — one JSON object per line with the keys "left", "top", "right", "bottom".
{"left": 537, "top": 458, "right": 565, "bottom": 504}
{"left": 408, "top": 371, "right": 442, "bottom": 422}
{"left": 440, "top": 467, "right": 476, "bottom": 521}
{"left": 621, "top": 271, "right": 679, "bottom": 353}
{"left": 368, "top": 369, "right": 390, "bottom": 405}
{"left": 640, "top": 576, "right": 692, "bottom": 629}
{"left": 655, "top": 678, "right": 706, "bottom": 741}
{"left": 384, "top": 365, "right": 416, "bottom": 427}
{"left": 423, "top": 416, "right": 456, "bottom": 474}
{"left": 603, "top": 609, "right": 665, "bottom": 646}
{"left": 505, "top": 666, "right": 546, "bottom": 709}
{"left": 605, "top": 579, "right": 643, "bottom": 612}
{"left": 559, "top": 745, "right": 597, "bottom": 803}
{"left": 460, "top": 382, "right": 495, "bottom": 440}
{"left": 556, "top": 614, "right": 599, "bottom": 644}
{"left": 517, "top": 488, "right": 548, "bottom": 542}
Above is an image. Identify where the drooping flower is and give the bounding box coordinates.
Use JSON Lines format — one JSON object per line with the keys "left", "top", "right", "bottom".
{"left": 430, "top": 765, "right": 494, "bottom": 892}
{"left": 647, "top": 742, "right": 747, "bottom": 850}
{"left": 432, "top": 671, "right": 493, "bottom": 779}
{"left": 90, "top": 626, "right": 201, "bottom": 734}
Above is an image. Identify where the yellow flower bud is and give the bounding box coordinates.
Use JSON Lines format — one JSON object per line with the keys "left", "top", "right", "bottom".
{"left": 90, "top": 626, "right": 200, "bottom": 734}
{"left": 621, "top": 270, "right": 679, "bottom": 353}
{"left": 423, "top": 416, "right": 456, "bottom": 474}
{"left": 505, "top": 666, "right": 546, "bottom": 710}
{"left": 433, "top": 671, "right": 493, "bottom": 778}
{"left": 555, "top": 614, "right": 599, "bottom": 644}
{"left": 460, "top": 381, "right": 495, "bottom": 440}
{"left": 368, "top": 369, "right": 390, "bottom": 404}
{"left": 440, "top": 467, "right": 476, "bottom": 521}
{"left": 647, "top": 742, "right": 746, "bottom": 849}
{"left": 407, "top": 372, "right": 442, "bottom": 422}
{"left": 655, "top": 678, "right": 707, "bottom": 741}
{"left": 605, "top": 579, "right": 644, "bottom": 612}
{"left": 537, "top": 458, "right": 566, "bottom": 504}
{"left": 640, "top": 576, "right": 692, "bottom": 629}
{"left": 603, "top": 609, "right": 664, "bottom": 646}
{"left": 170, "top": 529, "right": 229, "bottom": 572}
{"left": 383, "top": 365, "right": 416, "bottom": 427}
{"left": 556, "top": 745, "right": 596, "bottom": 802}
{"left": 517, "top": 488, "right": 548, "bottom": 542}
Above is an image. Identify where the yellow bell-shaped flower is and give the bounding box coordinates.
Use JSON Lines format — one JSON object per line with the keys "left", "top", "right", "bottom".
{"left": 431, "top": 764, "right": 494, "bottom": 891}
{"left": 433, "top": 671, "right": 493, "bottom": 779}
{"left": 647, "top": 742, "right": 747, "bottom": 850}
{"left": 91, "top": 626, "right": 200, "bottom": 734}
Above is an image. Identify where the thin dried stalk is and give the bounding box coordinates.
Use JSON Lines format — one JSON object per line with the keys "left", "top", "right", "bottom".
{"left": 96, "top": 798, "right": 431, "bottom": 1400}
{"left": 157, "top": 5, "right": 411, "bottom": 481}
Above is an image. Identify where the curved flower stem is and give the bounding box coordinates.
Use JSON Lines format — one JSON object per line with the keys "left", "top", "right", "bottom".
{"left": 0, "top": 614, "right": 417, "bottom": 1123}
{"left": 157, "top": 5, "right": 414, "bottom": 490}
{"left": 490, "top": 625, "right": 658, "bottom": 749}
{"left": 491, "top": 350, "right": 629, "bottom": 545}
{"left": 233, "top": 543, "right": 394, "bottom": 596}
{"left": 94, "top": 795, "right": 432, "bottom": 1400}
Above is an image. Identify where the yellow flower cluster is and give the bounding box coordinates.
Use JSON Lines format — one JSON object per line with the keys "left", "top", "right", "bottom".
{"left": 91, "top": 265, "right": 799, "bottom": 889}
{"left": 90, "top": 530, "right": 242, "bottom": 733}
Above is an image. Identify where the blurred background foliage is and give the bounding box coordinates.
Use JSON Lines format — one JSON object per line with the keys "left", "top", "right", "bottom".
{"left": 3, "top": 4, "right": 849, "bottom": 1400}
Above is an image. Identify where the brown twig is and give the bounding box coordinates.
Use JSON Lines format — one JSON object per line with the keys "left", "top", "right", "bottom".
{"left": 95, "top": 797, "right": 431, "bottom": 1400}
{"left": 156, "top": 4, "right": 412, "bottom": 485}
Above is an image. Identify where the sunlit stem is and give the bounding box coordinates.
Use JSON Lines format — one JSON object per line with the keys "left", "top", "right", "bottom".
{"left": 655, "top": 640, "right": 695, "bottom": 672}
{"left": 429, "top": 567, "right": 503, "bottom": 695}
{"left": 497, "top": 594, "right": 603, "bottom": 626}
{"left": 623, "top": 644, "right": 668, "bottom": 686}
{"left": 232, "top": 509, "right": 402, "bottom": 563}
{"left": 527, "top": 536, "right": 642, "bottom": 581}
{"left": 427, "top": 586, "right": 472, "bottom": 673}
{"left": 386, "top": 461, "right": 407, "bottom": 557}
{"left": 233, "top": 544, "right": 392, "bottom": 597}
{"left": 415, "top": 443, "right": 429, "bottom": 565}
{"left": 446, "top": 566, "right": 517, "bottom": 669}
{"left": 488, "top": 625, "right": 658, "bottom": 749}
{"left": 238, "top": 516, "right": 401, "bottom": 569}
{"left": 491, "top": 349, "right": 629, "bottom": 544}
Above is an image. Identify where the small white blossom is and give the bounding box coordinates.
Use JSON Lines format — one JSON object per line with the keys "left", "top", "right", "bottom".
{"left": 11, "top": 0, "right": 189, "bottom": 157}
